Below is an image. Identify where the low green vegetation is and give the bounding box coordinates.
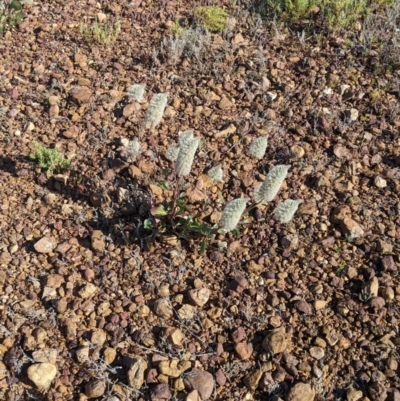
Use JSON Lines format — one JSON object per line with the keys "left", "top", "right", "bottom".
{"left": 29, "top": 142, "right": 71, "bottom": 176}
{"left": 0, "top": 0, "right": 26, "bottom": 34}
{"left": 192, "top": 6, "right": 228, "bottom": 32}
{"left": 259, "top": 0, "right": 395, "bottom": 28}
{"left": 78, "top": 18, "right": 121, "bottom": 46}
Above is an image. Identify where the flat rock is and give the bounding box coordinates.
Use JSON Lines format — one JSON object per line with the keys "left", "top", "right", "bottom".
{"left": 153, "top": 298, "right": 173, "bottom": 319}
{"left": 262, "top": 327, "right": 287, "bottom": 354}
{"left": 79, "top": 283, "right": 98, "bottom": 299}
{"left": 46, "top": 274, "right": 64, "bottom": 289}
{"left": 0, "top": 251, "right": 12, "bottom": 265}
{"left": 309, "top": 346, "right": 325, "bottom": 360}
{"left": 85, "top": 379, "right": 106, "bottom": 398}
{"left": 34, "top": 237, "right": 57, "bottom": 253}
{"left": 340, "top": 217, "right": 364, "bottom": 239}
{"left": 91, "top": 329, "right": 107, "bottom": 347}
{"left": 150, "top": 383, "right": 172, "bottom": 400}
{"left": 127, "top": 357, "right": 147, "bottom": 390}
{"left": 188, "top": 288, "right": 211, "bottom": 307}
{"left": 32, "top": 348, "right": 58, "bottom": 364}
{"left": 287, "top": 382, "right": 315, "bottom": 401}
{"left": 234, "top": 342, "right": 253, "bottom": 360}
{"left": 27, "top": 363, "right": 57, "bottom": 389}
{"left": 244, "top": 369, "right": 263, "bottom": 391}
{"left": 295, "top": 300, "right": 313, "bottom": 314}
{"left": 70, "top": 86, "right": 92, "bottom": 104}
{"left": 63, "top": 125, "right": 80, "bottom": 139}
{"left": 91, "top": 230, "right": 105, "bottom": 252}
{"left": 184, "top": 369, "right": 214, "bottom": 401}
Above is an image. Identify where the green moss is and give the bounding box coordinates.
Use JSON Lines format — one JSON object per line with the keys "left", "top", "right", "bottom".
{"left": 78, "top": 18, "right": 121, "bottom": 46}
{"left": 193, "top": 6, "right": 228, "bottom": 33}
{"left": 29, "top": 142, "right": 71, "bottom": 176}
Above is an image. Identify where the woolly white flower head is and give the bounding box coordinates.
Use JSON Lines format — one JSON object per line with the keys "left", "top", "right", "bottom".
{"left": 208, "top": 164, "right": 223, "bottom": 183}
{"left": 219, "top": 198, "right": 249, "bottom": 232}
{"left": 249, "top": 136, "right": 268, "bottom": 160}
{"left": 274, "top": 199, "right": 302, "bottom": 223}
{"left": 176, "top": 136, "right": 200, "bottom": 177}
{"left": 127, "top": 84, "right": 145, "bottom": 102}
{"left": 120, "top": 137, "right": 141, "bottom": 161}
{"left": 179, "top": 130, "right": 194, "bottom": 145}
{"left": 253, "top": 165, "right": 290, "bottom": 204}
{"left": 145, "top": 93, "right": 168, "bottom": 128}
{"left": 166, "top": 145, "right": 180, "bottom": 161}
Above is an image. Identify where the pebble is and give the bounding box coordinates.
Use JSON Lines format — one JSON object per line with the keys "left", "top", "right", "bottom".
{"left": 243, "top": 369, "right": 263, "bottom": 391}
{"left": 186, "top": 389, "right": 202, "bottom": 401}
{"left": 158, "top": 359, "right": 191, "bottom": 378}
{"left": 150, "top": 383, "right": 172, "bottom": 400}
{"left": 234, "top": 342, "right": 253, "bottom": 360}
{"left": 340, "top": 217, "right": 364, "bottom": 239}
{"left": 184, "top": 369, "right": 214, "bottom": 401}
{"left": 188, "top": 288, "right": 211, "bottom": 307}
{"left": 153, "top": 298, "right": 173, "bottom": 319}
{"left": 70, "top": 87, "right": 92, "bottom": 104}
{"left": 91, "top": 329, "right": 107, "bottom": 347}
{"left": 347, "top": 387, "right": 363, "bottom": 401}
{"left": 262, "top": 327, "right": 287, "bottom": 354}
{"left": 79, "top": 283, "right": 98, "bottom": 299}
{"left": 287, "top": 382, "right": 316, "bottom": 401}
{"left": 295, "top": 300, "right": 313, "bottom": 314}
{"left": 27, "top": 363, "right": 57, "bottom": 389}
{"left": 127, "top": 357, "right": 147, "bottom": 390}
{"left": 374, "top": 176, "right": 387, "bottom": 188}
{"left": 34, "top": 237, "right": 57, "bottom": 253}
{"left": 0, "top": 251, "right": 12, "bottom": 265}
{"left": 103, "top": 347, "right": 117, "bottom": 364}
{"left": 63, "top": 125, "right": 80, "bottom": 139}
{"left": 309, "top": 346, "right": 325, "bottom": 360}
{"left": 166, "top": 327, "right": 184, "bottom": 347}
{"left": 46, "top": 274, "right": 64, "bottom": 289}
{"left": 85, "top": 379, "right": 106, "bottom": 398}
{"left": 91, "top": 230, "right": 105, "bottom": 252}
{"left": 32, "top": 348, "right": 57, "bottom": 364}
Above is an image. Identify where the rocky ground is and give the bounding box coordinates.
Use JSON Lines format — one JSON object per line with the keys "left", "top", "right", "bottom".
{"left": 0, "top": 0, "right": 400, "bottom": 400}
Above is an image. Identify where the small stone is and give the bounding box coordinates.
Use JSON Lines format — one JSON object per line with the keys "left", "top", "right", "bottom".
{"left": 76, "top": 346, "right": 90, "bottom": 363}
{"left": 177, "top": 304, "right": 196, "bottom": 320}
{"left": 387, "top": 357, "right": 398, "bottom": 371}
{"left": 234, "top": 342, "right": 253, "bottom": 360}
{"left": 315, "top": 175, "right": 330, "bottom": 188}
{"left": 218, "top": 95, "right": 233, "bottom": 109}
{"left": 309, "top": 346, "right": 325, "bottom": 360}
{"left": 165, "top": 327, "right": 184, "bottom": 347}
{"left": 103, "top": 347, "right": 117, "bottom": 364}
{"left": 287, "top": 382, "right": 315, "bottom": 401}
{"left": 262, "top": 327, "right": 287, "bottom": 354}
{"left": 295, "top": 300, "right": 313, "bottom": 314}
{"left": 281, "top": 234, "right": 299, "bottom": 249}
{"left": 381, "top": 256, "right": 397, "bottom": 272}
{"left": 34, "top": 237, "right": 57, "bottom": 253}
{"left": 370, "top": 296, "right": 385, "bottom": 309}
{"left": 314, "top": 300, "right": 327, "bottom": 310}
{"left": 85, "top": 379, "right": 106, "bottom": 398}
{"left": 374, "top": 176, "right": 387, "bottom": 188}
{"left": 153, "top": 298, "right": 173, "bottom": 319}
{"left": 345, "top": 108, "right": 359, "bottom": 121}
{"left": 188, "top": 288, "right": 211, "bottom": 307}
{"left": 91, "top": 230, "right": 105, "bottom": 252}
{"left": 123, "top": 103, "right": 139, "bottom": 117}
{"left": 376, "top": 240, "right": 392, "bottom": 254}
{"left": 291, "top": 145, "right": 305, "bottom": 158}
{"left": 97, "top": 12, "right": 107, "bottom": 22}
{"left": 63, "top": 125, "right": 80, "bottom": 139}
{"left": 32, "top": 348, "right": 57, "bottom": 364}
{"left": 151, "top": 383, "right": 172, "bottom": 400}
{"left": 243, "top": 369, "right": 263, "bottom": 391}
{"left": 184, "top": 369, "right": 214, "bottom": 401}
{"left": 79, "top": 283, "right": 98, "bottom": 299}
{"left": 158, "top": 359, "right": 191, "bottom": 378}
{"left": 347, "top": 387, "right": 363, "bottom": 401}
{"left": 186, "top": 390, "right": 202, "bottom": 401}
{"left": 27, "top": 363, "right": 57, "bottom": 389}
{"left": 363, "top": 276, "right": 379, "bottom": 298}
{"left": 340, "top": 217, "right": 364, "bottom": 239}
{"left": 215, "top": 369, "right": 226, "bottom": 386}
{"left": 91, "top": 329, "right": 107, "bottom": 347}
{"left": 46, "top": 274, "right": 64, "bottom": 289}
{"left": 0, "top": 251, "right": 12, "bottom": 265}
{"left": 71, "top": 87, "right": 92, "bottom": 104}
{"left": 127, "top": 357, "right": 147, "bottom": 390}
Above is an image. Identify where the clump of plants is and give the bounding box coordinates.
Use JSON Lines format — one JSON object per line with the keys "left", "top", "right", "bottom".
{"left": 0, "top": 0, "right": 27, "bottom": 34}
{"left": 258, "top": 0, "right": 394, "bottom": 28}
{"left": 29, "top": 142, "right": 71, "bottom": 176}
{"left": 78, "top": 18, "right": 121, "bottom": 46}
{"left": 192, "top": 6, "right": 229, "bottom": 32}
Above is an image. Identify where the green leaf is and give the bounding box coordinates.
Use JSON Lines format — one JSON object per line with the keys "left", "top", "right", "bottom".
{"left": 199, "top": 239, "right": 207, "bottom": 254}
{"left": 10, "top": 0, "right": 22, "bottom": 11}
{"left": 14, "top": 10, "right": 24, "bottom": 23}
{"left": 143, "top": 219, "right": 153, "bottom": 230}
{"left": 151, "top": 204, "right": 168, "bottom": 216}
{"left": 157, "top": 180, "right": 170, "bottom": 190}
